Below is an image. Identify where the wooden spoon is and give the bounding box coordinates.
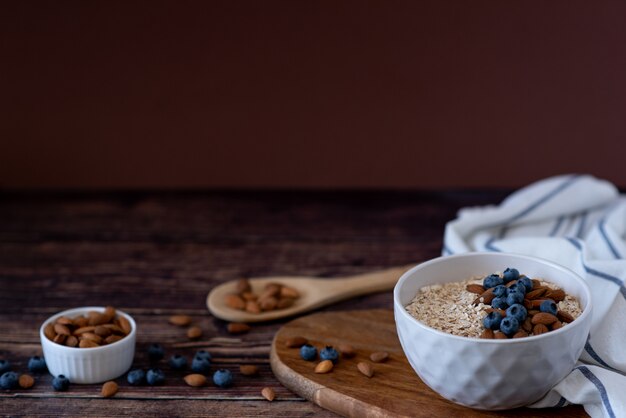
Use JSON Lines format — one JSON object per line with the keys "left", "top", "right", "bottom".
{"left": 206, "top": 265, "right": 413, "bottom": 323}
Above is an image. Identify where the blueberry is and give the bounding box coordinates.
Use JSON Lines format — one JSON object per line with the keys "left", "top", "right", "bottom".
{"left": 506, "top": 303, "right": 527, "bottom": 323}
{"left": 508, "top": 282, "right": 527, "bottom": 295}
{"left": 483, "top": 274, "right": 503, "bottom": 289}
{"left": 52, "top": 374, "right": 70, "bottom": 391}
{"left": 491, "top": 296, "right": 508, "bottom": 310}
{"left": 147, "top": 343, "right": 165, "bottom": 362}
{"left": 540, "top": 300, "right": 558, "bottom": 316}
{"left": 482, "top": 311, "right": 503, "bottom": 330}
{"left": 194, "top": 350, "right": 212, "bottom": 361}
{"left": 300, "top": 344, "right": 317, "bottom": 361}
{"left": 518, "top": 276, "right": 533, "bottom": 292}
{"left": 0, "top": 371, "right": 19, "bottom": 390}
{"left": 506, "top": 290, "right": 524, "bottom": 306}
{"left": 127, "top": 369, "right": 146, "bottom": 386}
{"left": 169, "top": 354, "right": 187, "bottom": 370}
{"left": 191, "top": 357, "right": 211, "bottom": 374}
{"left": 146, "top": 368, "right": 165, "bottom": 386}
{"left": 0, "top": 360, "right": 10, "bottom": 375}
{"left": 502, "top": 268, "right": 519, "bottom": 283}
{"left": 493, "top": 285, "right": 508, "bottom": 298}
{"left": 500, "top": 317, "right": 520, "bottom": 336}
{"left": 320, "top": 346, "right": 339, "bottom": 364}
{"left": 27, "top": 356, "right": 47, "bottom": 373}
{"left": 212, "top": 369, "right": 233, "bottom": 388}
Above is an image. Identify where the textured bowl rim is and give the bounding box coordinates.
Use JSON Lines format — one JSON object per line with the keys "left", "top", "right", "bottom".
{"left": 394, "top": 252, "right": 593, "bottom": 344}
{"left": 40, "top": 306, "right": 137, "bottom": 352}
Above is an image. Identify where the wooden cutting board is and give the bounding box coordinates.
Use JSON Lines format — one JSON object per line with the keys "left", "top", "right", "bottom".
{"left": 270, "top": 309, "right": 587, "bottom": 418}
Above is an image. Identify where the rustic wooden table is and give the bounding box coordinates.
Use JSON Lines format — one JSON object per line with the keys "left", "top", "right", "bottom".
{"left": 0, "top": 190, "right": 585, "bottom": 417}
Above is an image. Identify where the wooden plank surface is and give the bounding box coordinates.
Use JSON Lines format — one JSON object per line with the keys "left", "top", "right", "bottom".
{"left": 3, "top": 188, "right": 580, "bottom": 417}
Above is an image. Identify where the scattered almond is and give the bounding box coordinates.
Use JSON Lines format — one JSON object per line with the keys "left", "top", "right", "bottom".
{"left": 338, "top": 343, "right": 356, "bottom": 358}
{"left": 227, "top": 322, "right": 251, "bottom": 334}
{"left": 357, "top": 361, "right": 374, "bottom": 378}
{"left": 261, "top": 387, "right": 276, "bottom": 401}
{"left": 187, "top": 326, "right": 203, "bottom": 340}
{"left": 285, "top": 336, "right": 308, "bottom": 348}
{"left": 169, "top": 315, "right": 192, "bottom": 327}
{"left": 369, "top": 351, "right": 388, "bottom": 363}
{"left": 314, "top": 360, "right": 334, "bottom": 374}
{"left": 465, "top": 284, "right": 485, "bottom": 294}
{"left": 531, "top": 312, "right": 558, "bottom": 325}
{"left": 18, "top": 374, "right": 34, "bottom": 389}
{"left": 239, "top": 365, "right": 259, "bottom": 376}
{"left": 101, "top": 381, "right": 118, "bottom": 398}
{"left": 184, "top": 374, "right": 207, "bottom": 387}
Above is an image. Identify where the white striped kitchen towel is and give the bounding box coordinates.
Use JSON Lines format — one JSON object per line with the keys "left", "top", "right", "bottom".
{"left": 444, "top": 174, "right": 626, "bottom": 418}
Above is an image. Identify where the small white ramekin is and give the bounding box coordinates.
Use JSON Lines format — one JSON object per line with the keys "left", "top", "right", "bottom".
{"left": 394, "top": 252, "right": 593, "bottom": 410}
{"left": 40, "top": 306, "right": 136, "bottom": 384}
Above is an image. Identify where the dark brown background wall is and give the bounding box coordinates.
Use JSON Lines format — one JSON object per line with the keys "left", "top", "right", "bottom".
{"left": 1, "top": 1, "right": 625, "bottom": 189}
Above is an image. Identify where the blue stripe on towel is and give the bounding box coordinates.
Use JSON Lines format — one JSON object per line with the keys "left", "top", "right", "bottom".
{"left": 576, "top": 211, "right": 588, "bottom": 238}
{"left": 576, "top": 366, "right": 616, "bottom": 418}
{"left": 484, "top": 238, "right": 502, "bottom": 252}
{"left": 549, "top": 215, "right": 565, "bottom": 237}
{"left": 584, "top": 337, "right": 621, "bottom": 373}
{"left": 555, "top": 396, "right": 568, "bottom": 408}
{"left": 442, "top": 245, "right": 454, "bottom": 255}
{"left": 599, "top": 219, "right": 623, "bottom": 259}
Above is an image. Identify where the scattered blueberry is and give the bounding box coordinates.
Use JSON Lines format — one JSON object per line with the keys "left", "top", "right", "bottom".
{"left": 502, "top": 268, "right": 519, "bottom": 283}
{"left": 28, "top": 356, "right": 47, "bottom": 373}
{"left": 500, "top": 317, "right": 520, "bottom": 336}
{"left": 194, "top": 350, "right": 212, "bottom": 362}
{"left": 169, "top": 354, "right": 187, "bottom": 370}
{"left": 493, "top": 285, "right": 508, "bottom": 298}
{"left": 300, "top": 344, "right": 317, "bottom": 361}
{"left": 540, "top": 300, "right": 558, "bottom": 316}
{"left": 0, "top": 360, "right": 10, "bottom": 375}
{"left": 127, "top": 369, "right": 146, "bottom": 386}
{"left": 212, "top": 369, "right": 233, "bottom": 388}
{"left": 518, "top": 276, "right": 533, "bottom": 292}
{"left": 0, "top": 371, "right": 18, "bottom": 390}
{"left": 320, "top": 346, "right": 339, "bottom": 364}
{"left": 506, "top": 304, "right": 528, "bottom": 323}
{"left": 147, "top": 343, "right": 165, "bottom": 362}
{"left": 506, "top": 290, "right": 524, "bottom": 306}
{"left": 482, "top": 311, "right": 503, "bottom": 330}
{"left": 508, "top": 282, "right": 527, "bottom": 295}
{"left": 52, "top": 374, "right": 70, "bottom": 391}
{"left": 491, "top": 296, "right": 508, "bottom": 310}
{"left": 191, "top": 357, "right": 211, "bottom": 374}
{"left": 146, "top": 368, "right": 165, "bottom": 386}
{"left": 483, "top": 274, "right": 504, "bottom": 289}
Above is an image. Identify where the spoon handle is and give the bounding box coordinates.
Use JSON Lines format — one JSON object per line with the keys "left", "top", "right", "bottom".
{"left": 322, "top": 265, "right": 414, "bottom": 299}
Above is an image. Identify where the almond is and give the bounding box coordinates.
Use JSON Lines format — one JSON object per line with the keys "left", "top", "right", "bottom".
{"left": 357, "top": 361, "right": 374, "bottom": 378}
{"left": 370, "top": 351, "right": 389, "bottom": 363}
{"left": 522, "top": 317, "right": 533, "bottom": 332}
{"left": 118, "top": 316, "right": 132, "bottom": 335}
{"left": 557, "top": 310, "right": 574, "bottom": 323}
{"left": 285, "top": 336, "right": 308, "bottom": 348}
{"left": 531, "top": 312, "right": 558, "bottom": 325}
{"left": 54, "top": 323, "right": 71, "bottom": 336}
{"left": 94, "top": 325, "right": 112, "bottom": 337}
{"left": 18, "top": 374, "right": 34, "bottom": 389}
{"left": 105, "top": 335, "right": 123, "bottom": 344}
{"left": 261, "top": 387, "right": 276, "bottom": 401}
{"left": 73, "top": 316, "right": 89, "bottom": 328}
{"left": 102, "top": 324, "right": 125, "bottom": 334}
{"left": 187, "top": 326, "right": 203, "bottom": 340}
{"left": 227, "top": 322, "right": 251, "bottom": 334}
{"left": 235, "top": 278, "right": 252, "bottom": 294}
{"left": 241, "top": 292, "right": 257, "bottom": 301}
{"left": 512, "top": 330, "right": 527, "bottom": 338}
{"left": 465, "top": 284, "right": 485, "bottom": 294}
{"left": 494, "top": 331, "right": 508, "bottom": 339}
{"left": 74, "top": 326, "right": 96, "bottom": 335}
{"left": 88, "top": 311, "right": 108, "bottom": 326}
{"left": 473, "top": 288, "right": 495, "bottom": 305}
{"left": 280, "top": 286, "right": 300, "bottom": 299}
{"left": 53, "top": 334, "right": 66, "bottom": 344}
{"left": 79, "top": 339, "right": 99, "bottom": 348}
{"left": 485, "top": 308, "right": 506, "bottom": 316}
{"left": 262, "top": 283, "right": 282, "bottom": 298}
{"left": 103, "top": 306, "right": 116, "bottom": 322}
{"left": 523, "top": 299, "right": 533, "bottom": 310}
{"left": 531, "top": 299, "right": 549, "bottom": 309}
{"left": 239, "top": 365, "right": 259, "bottom": 376}
{"left": 532, "top": 279, "right": 542, "bottom": 289}
{"left": 526, "top": 288, "right": 546, "bottom": 300}
{"left": 545, "top": 289, "right": 566, "bottom": 302}
{"left": 245, "top": 301, "right": 261, "bottom": 314}
{"left": 225, "top": 294, "right": 246, "bottom": 310}
{"left": 101, "top": 381, "right": 118, "bottom": 398}
{"left": 480, "top": 329, "right": 494, "bottom": 339}
{"left": 259, "top": 296, "right": 278, "bottom": 311}
{"left": 44, "top": 323, "right": 56, "bottom": 341}
{"left": 338, "top": 344, "right": 356, "bottom": 358}
{"left": 169, "top": 315, "right": 192, "bottom": 327}
{"left": 528, "top": 309, "right": 540, "bottom": 316}
{"left": 277, "top": 297, "right": 295, "bottom": 309}
{"left": 505, "top": 279, "right": 518, "bottom": 288}
{"left": 82, "top": 332, "right": 103, "bottom": 344}
{"left": 65, "top": 335, "right": 79, "bottom": 347}
{"left": 56, "top": 316, "right": 74, "bottom": 326}
{"left": 551, "top": 320, "right": 563, "bottom": 330}
{"left": 184, "top": 374, "right": 207, "bottom": 387}
{"left": 314, "top": 360, "right": 333, "bottom": 374}
{"left": 533, "top": 323, "right": 549, "bottom": 335}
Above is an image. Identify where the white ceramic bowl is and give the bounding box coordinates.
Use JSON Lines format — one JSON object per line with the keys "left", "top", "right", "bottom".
{"left": 40, "top": 307, "right": 136, "bottom": 384}
{"left": 394, "top": 252, "right": 592, "bottom": 410}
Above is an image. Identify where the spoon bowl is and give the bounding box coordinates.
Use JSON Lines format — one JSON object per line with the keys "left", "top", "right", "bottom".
{"left": 207, "top": 265, "right": 412, "bottom": 322}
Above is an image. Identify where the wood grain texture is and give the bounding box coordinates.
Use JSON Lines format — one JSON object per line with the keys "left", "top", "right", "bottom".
{"left": 271, "top": 310, "right": 587, "bottom": 418}
{"left": 1, "top": 189, "right": 559, "bottom": 417}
